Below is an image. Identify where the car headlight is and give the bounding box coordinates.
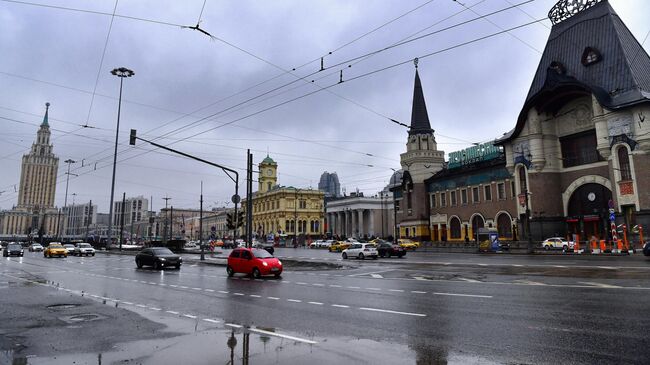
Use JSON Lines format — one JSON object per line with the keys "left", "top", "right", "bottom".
{"left": 278, "top": 260, "right": 282, "bottom": 266}
{"left": 160, "top": 258, "right": 166, "bottom": 261}
{"left": 262, "top": 261, "right": 268, "bottom": 266}
{"left": 178, "top": 257, "right": 182, "bottom": 262}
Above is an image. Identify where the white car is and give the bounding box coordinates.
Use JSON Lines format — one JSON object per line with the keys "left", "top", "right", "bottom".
{"left": 73, "top": 242, "right": 96, "bottom": 256}
{"left": 541, "top": 237, "right": 575, "bottom": 251}
{"left": 184, "top": 241, "right": 198, "bottom": 249}
{"left": 342, "top": 243, "right": 378, "bottom": 260}
{"left": 321, "top": 240, "right": 334, "bottom": 249}
{"left": 309, "top": 240, "right": 324, "bottom": 248}
{"left": 63, "top": 244, "right": 76, "bottom": 254}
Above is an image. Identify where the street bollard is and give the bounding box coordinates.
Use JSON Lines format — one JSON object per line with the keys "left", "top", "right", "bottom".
{"left": 591, "top": 238, "right": 600, "bottom": 254}
{"left": 599, "top": 239, "right": 606, "bottom": 254}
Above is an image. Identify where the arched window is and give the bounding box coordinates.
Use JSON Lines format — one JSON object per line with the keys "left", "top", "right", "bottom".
{"left": 267, "top": 182, "right": 272, "bottom": 191}
{"left": 450, "top": 217, "right": 461, "bottom": 239}
{"left": 497, "top": 214, "right": 512, "bottom": 238}
{"left": 471, "top": 215, "right": 484, "bottom": 237}
{"left": 618, "top": 147, "right": 632, "bottom": 181}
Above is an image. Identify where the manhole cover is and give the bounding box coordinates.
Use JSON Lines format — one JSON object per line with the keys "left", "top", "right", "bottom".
{"left": 60, "top": 313, "right": 106, "bottom": 324}
{"left": 47, "top": 304, "right": 80, "bottom": 310}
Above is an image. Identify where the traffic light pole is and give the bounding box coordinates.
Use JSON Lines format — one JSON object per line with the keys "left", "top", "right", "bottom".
{"left": 129, "top": 131, "right": 240, "bottom": 249}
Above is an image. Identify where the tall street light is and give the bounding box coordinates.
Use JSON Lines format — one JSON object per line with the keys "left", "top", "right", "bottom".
{"left": 107, "top": 67, "right": 134, "bottom": 249}
{"left": 58, "top": 158, "right": 76, "bottom": 240}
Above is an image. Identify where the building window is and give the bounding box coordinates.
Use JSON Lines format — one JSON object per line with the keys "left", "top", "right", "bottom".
{"left": 407, "top": 189, "right": 412, "bottom": 210}
{"left": 299, "top": 200, "right": 306, "bottom": 209}
{"left": 461, "top": 189, "right": 468, "bottom": 205}
{"left": 449, "top": 217, "right": 461, "bottom": 239}
{"left": 518, "top": 167, "right": 528, "bottom": 193}
{"left": 618, "top": 147, "right": 632, "bottom": 181}
{"left": 471, "top": 215, "right": 484, "bottom": 237}
{"left": 497, "top": 183, "right": 506, "bottom": 200}
{"left": 472, "top": 187, "right": 479, "bottom": 203}
{"left": 496, "top": 213, "right": 512, "bottom": 238}
{"left": 581, "top": 47, "right": 602, "bottom": 66}
{"left": 431, "top": 193, "right": 437, "bottom": 208}
{"left": 484, "top": 185, "right": 492, "bottom": 201}
{"left": 450, "top": 191, "right": 457, "bottom": 206}
{"left": 440, "top": 193, "right": 446, "bottom": 207}
{"left": 560, "top": 130, "right": 601, "bottom": 167}
{"left": 511, "top": 181, "right": 516, "bottom": 198}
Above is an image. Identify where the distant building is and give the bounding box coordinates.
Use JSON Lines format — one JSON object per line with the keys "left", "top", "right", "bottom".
{"left": 113, "top": 196, "right": 148, "bottom": 227}
{"left": 61, "top": 202, "right": 97, "bottom": 237}
{"left": 318, "top": 171, "right": 341, "bottom": 198}
{"left": 326, "top": 191, "right": 394, "bottom": 239}
{"left": 0, "top": 103, "right": 60, "bottom": 239}
{"left": 243, "top": 155, "right": 324, "bottom": 240}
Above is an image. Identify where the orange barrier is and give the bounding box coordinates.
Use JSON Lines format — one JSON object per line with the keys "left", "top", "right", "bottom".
{"left": 617, "top": 239, "right": 623, "bottom": 253}
{"left": 600, "top": 239, "right": 606, "bottom": 252}
{"left": 574, "top": 239, "right": 580, "bottom": 253}
{"left": 590, "top": 238, "right": 599, "bottom": 254}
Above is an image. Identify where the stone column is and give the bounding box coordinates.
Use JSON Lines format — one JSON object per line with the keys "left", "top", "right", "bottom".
{"left": 358, "top": 209, "right": 364, "bottom": 239}
{"left": 369, "top": 209, "right": 375, "bottom": 237}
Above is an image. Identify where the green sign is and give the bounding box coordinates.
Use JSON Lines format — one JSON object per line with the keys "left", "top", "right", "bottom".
{"left": 448, "top": 143, "right": 502, "bottom": 169}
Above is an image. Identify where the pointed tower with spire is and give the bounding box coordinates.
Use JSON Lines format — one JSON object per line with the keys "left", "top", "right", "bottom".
{"left": 1, "top": 103, "right": 60, "bottom": 237}
{"left": 400, "top": 60, "right": 445, "bottom": 183}
{"left": 393, "top": 61, "right": 445, "bottom": 241}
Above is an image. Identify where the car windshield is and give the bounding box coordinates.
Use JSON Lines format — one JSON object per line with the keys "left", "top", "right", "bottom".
{"left": 64, "top": 244, "right": 74, "bottom": 248}
{"left": 79, "top": 243, "right": 91, "bottom": 248}
{"left": 151, "top": 248, "right": 174, "bottom": 255}
{"left": 8, "top": 244, "right": 21, "bottom": 249}
{"left": 252, "top": 249, "right": 274, "bottom": 258}
{"left": 49, "top": 244, "right": 63, "bottom": 248}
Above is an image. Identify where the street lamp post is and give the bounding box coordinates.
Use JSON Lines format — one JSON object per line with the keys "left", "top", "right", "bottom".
{"left": 107, "top": 67, "right": 134, "bottom": 249}
{"left": 58, "top": 159, "right": 76, "bottom": 240}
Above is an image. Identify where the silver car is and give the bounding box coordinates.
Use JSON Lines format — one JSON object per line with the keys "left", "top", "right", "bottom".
{"left": 73, "top": 242, "right": 96, "bottom": 256}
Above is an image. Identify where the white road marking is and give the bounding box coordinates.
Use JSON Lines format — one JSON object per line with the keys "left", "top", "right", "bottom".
{"left": 233, "top": 293, "right": 245, "bottom": 296}
{"left": 202, "top": 319, "right": 220, "bottom": 324}
{"left": 554, "top": 265, "right": 567, "bottom": 268}
{"left": 225, "top": 323, "right": 242, "bottom": 328}
{"left": 249, "top": 327, "right": 317, "bottom": 345}
{"left": 578, "top": 281, "right": 623, "bottom": 289}
{"left": 183, "top": 314, "right": 197, "bottom": 319}
{"left": 329, "top": 284, "right": 342, "bottom": 288}
{"left": 204, "top": 289, "right": 215, "bottom": 292}
{"left": 169, "top": 285, "right": 178, "bottom": 288}
{"left": 457, "top": 278, "right": 481, "bottom": 283}
{"left": 296, "top": 282, "right": 307, "bottom": 285}
{"left": 191, "top": 287, "right": 202, "bottom": 291}
{"left": 287, "top": 299, "right": 302, "bottom": 303}
{"left": 312, "top": 283, "right": 324, "bottom": 287}
{"left": 148, "top": 282, "right": 157, "bottom": 285}
{"left": 122, "top": 301, "right": 133, "bottom": 305}
{"left": 347, "top": 286, "right": 360, "bottom": 289}
{"left": 389, "top": 289, "right": 404, "bottom": 292}
{"left": 218, "top": 290, "right": 229, "bottom": 294}
{"left": 150, "top": 307, "right": 162, "bottom": 311}
{"left": 433, "top": 292, "right": 493, "bottom": 298}
{"left": 413, "top": 276, "right": 427, "bottom": 281}
{"left": 166, "top": 310, "right": 179, "bottom": 315}
{"left": 136, "top": 304, "right": 147, "bottom": 308}
{"left": 249, "top": 294, "right": 261, "bottom": 298}
{"left": 267, "top": 296, "right": 280, "bottom": 300}
{"left": 179, "top": 286, "right": 189, "bottom": 289}
{"left": 348, "top": 269, "right": 394, "bottom": 277}
{"left": 308, "top": 301, "right": 323, "bottom": 305}
{"left": 359, "top": 307, "right": 426, "bottom": 317}
{"left": 411, "top": 290, "right": 427, "bottom": 294}
{"left": 366, "top": 288, "right": 381, "bottom": 291}
{"left": 331, "top": 304, "right": 349, "bottom": 308}
{"left": 515, "top": 280, "right": 547, "bottom": 286}
{"left": 371, "top": 274, "right": 383, "bottom": 279}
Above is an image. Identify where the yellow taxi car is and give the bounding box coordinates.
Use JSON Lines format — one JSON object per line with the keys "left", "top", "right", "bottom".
{"left": 398, "top": 239, "right": 420, "bottom": 251}
{"left": 44, "top": 243, "right": 68, "bottom": 258}
{"left": 328, "top": 241, "right": 351, "bottom": 252}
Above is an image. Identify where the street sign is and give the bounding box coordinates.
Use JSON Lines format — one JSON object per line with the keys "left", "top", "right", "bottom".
{"left": 231, "top": 194, "right": 241, "bottom": 204}
{"left": 609, "top": 214, "right": 616, "bottom": 221}
{"left": 608, "top": 208, "right": 615, "bottom": 214}
{"left": 608, "top": 199, "right": 614, "bottom": 209}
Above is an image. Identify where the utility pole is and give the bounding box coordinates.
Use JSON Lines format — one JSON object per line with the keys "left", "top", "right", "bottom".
{"left": 294, "top": 188, "right": 298, "bottom": 246}
{"left": 170, "top": 206, "right": 174, "bottom": 241}
{"left": 162, "top": 196, "right": 171, "bottom": 244}
{"left": 86, "top": 199, "right": 92, "bottom": 240}
{"left": 119, "top": 192, "right": 126, "bottom": 251}
{"left": 59, "top": 159, "right": 76, "bottom": 241}
{"left": 246, "top": 150, "right": 253, "bottom": 247}
{"left": 149, "top": 196, "right": 153, "bottom": 242}
{"left": 200, "top": 181, "right": 204, "bottom": 261}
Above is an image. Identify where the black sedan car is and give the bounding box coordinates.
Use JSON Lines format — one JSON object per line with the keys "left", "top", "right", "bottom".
{"left": 643, "top": 242, "right": 650, "bottom": 257}
{"left": 376, "top": 242, "right": 406, "bottom": 258}
{"left": 135, "top": 247, "right": 182, "bottom": 270}
{"left": 3, "top": 243, "right": 24, "bottom": 257}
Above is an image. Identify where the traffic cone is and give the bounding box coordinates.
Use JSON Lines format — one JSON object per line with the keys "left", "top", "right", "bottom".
{"left": 599, "top": 239, "right": 606, "bottom": 254}
{"left": 592, "top": 239, "right": 600, "bottom": 254}
{"left": 616, "top": 239, "right": 623, "bottom": 254}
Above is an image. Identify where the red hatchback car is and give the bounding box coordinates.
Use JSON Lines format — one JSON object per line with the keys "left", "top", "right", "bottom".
{"left": 227, "top": 248, "right": 282, "bottom": 278}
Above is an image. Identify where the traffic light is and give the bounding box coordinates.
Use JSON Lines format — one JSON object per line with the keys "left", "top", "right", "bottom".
{"left": 226, "top": 213, "right": 234, "bottom": 230}
{"left": 129, "top": 129, "right": 137, "bottom": 145}
{"left": 237, "top": 211, "right": 245, "bottom": 228}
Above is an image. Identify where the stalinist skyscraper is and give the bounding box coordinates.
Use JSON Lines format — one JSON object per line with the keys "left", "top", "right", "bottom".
{"left": 0, "top": 103, "right": 60, "bottom": 238}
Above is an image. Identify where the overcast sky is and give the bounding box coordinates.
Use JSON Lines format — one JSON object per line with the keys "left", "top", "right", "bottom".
{"left": 0, "top": 0, "right": 648, "bottom": 213}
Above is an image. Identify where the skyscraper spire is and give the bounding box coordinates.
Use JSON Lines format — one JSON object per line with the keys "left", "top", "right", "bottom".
{"left": 409, "top": 60, "right": 433, "bottom": 136}
{"left": 41, "top": 102, "right": 50, "bottom": 127}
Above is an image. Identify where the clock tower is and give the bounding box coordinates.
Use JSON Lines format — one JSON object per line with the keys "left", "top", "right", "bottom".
{"left": 258, "top": 155, "right": 277, "bottom": 193}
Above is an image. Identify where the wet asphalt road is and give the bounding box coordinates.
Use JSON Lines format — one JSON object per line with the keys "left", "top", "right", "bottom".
{"left": 2, "top": 250, "right": 650, "bottom": 364}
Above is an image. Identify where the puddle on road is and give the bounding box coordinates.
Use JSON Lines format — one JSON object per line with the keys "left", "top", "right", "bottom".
{"left": 6, "top": 329, "right": 505, "bottom": 365}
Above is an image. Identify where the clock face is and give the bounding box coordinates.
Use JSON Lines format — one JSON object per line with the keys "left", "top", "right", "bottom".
{"left": 267, "top": 169, "right": 273, "bottom": 176}
{"left": 587, "top": 192, "right": 596, "bottom": 202}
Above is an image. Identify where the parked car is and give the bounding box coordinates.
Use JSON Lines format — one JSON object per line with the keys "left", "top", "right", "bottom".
{"left": 184, "top": 241, "right": 198, "bottom": 249}
{"left": 342, "top": 243, "right": 378, "bottom": 260}
{"left": 376, "top": 242, "right": 406, "bottom": 258}
{"left": 3, "top": 243, "right": 24, "bottom": 257}
{"left": 541, "top": 237, "right": 575, "bottom": 251}
{"left": 329, "top": 241, "right": 351, "bottom": 252}
{"left": 63, "top": 244, "right": 76, "bottom": 255}
{"left": 309, "top": 240, "right": 324, "bottom": 248}
{"left": 398, "top": 239, "right": 420, "bottom": 250}
{"left": 253, "top": 241, "right": 274, "bottom": 255}
{"left": 44, "top": 243, "right": 67, "bottom": 258}
{"left": 73, "top": 242, "right": 95, "bottom": 256}
{"left": 227, "top": 248, "right": 282, "bottom": 278}
{"left": 643, "top": 242, "right": 650, "bottom": 256}
{"left": 135, "top": 247, "right": 182, "bottom": 270}
{"left": 28, "top": 243, "right": 44, "bottom": 252}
